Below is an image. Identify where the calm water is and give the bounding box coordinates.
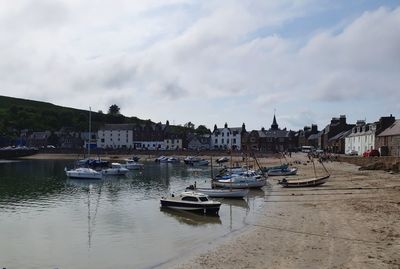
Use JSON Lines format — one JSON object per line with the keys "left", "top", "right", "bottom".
{"left": 0, "top": 159, "right": 269, "bottom": 269}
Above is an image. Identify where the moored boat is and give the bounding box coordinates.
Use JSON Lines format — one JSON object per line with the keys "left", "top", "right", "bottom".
{"left": 186, "top": 185, "right": 249, "bottom": 198}
{"left": 260, "top": 164, "right": 288, "bottom": 173}
{"left": 65, "top": 167, "right": 102, "bottom": 180}
{"left": 212, "top": 170, "right": 266, "bottom": 189}
{"left": 102, "top": 163, "right": 129, "bottom": 175}
{"left": 160, "top": 191, "right": 221, "bottom": 215}
{"left": 278, "top": 175, "right": 329, "bottom": 187}
{"left": 267, "top": 167, "right": 298, "bottom": 176}
{"left": 123, "top": 159, "right": 144, "bottom": 170}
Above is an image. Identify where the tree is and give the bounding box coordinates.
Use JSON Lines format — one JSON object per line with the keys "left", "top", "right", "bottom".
{"left": 195, "top": 125, "right": 211, "bottom": 135}
{"left": 108, "top": 104, "right": 120, "bottom": 115}
{"left": 184, "top": 121, "right": 195, "bottom": 129}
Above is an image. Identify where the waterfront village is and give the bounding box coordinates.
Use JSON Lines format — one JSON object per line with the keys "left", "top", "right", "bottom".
{"left": 2, "top": 113, "right": 400, "bottom": 157}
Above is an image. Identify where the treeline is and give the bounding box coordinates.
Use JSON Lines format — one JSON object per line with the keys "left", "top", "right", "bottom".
{"left": 0, "top": 95, "right": 210, "bottom": 139}
{"left": 0, "top": 95, "right": 144, "bottom": 137}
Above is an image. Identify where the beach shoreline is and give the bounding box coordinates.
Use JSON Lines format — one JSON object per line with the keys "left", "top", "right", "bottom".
{"left": 171, "top": 154, "right": 400, "bottom": 269}
{"left": 19, "top": 152, "right": 400, "bottom": 268}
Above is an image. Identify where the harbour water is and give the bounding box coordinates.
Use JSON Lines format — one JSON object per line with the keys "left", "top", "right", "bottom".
{"left": 0, "top": 159, "right": 268, "bottom": 269}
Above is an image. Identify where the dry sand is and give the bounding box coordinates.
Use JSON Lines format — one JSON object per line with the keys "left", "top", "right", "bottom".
{"left": 172, "top": 153, "right": 400, "bottom": 269}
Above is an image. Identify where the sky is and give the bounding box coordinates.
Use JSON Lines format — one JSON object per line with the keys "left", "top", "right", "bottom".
{"left": 0, "top": 0, "right": 399, "bottom": 131}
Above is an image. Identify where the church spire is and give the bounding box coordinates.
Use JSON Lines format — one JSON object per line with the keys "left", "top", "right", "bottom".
{"left": 271, "top": 113, "right": 278, "bottom": 130}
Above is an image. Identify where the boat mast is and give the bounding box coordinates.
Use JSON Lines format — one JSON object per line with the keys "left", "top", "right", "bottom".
{"left": 88, "top": 107, "right": 91, "bottom": 159}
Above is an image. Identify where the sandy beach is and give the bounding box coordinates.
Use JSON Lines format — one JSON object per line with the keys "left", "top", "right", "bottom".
{"left": 171, "top": 154, "right": 400, "bottom": 269}
{"left": 22, "top": 152, "right": 400, "bottom": 268}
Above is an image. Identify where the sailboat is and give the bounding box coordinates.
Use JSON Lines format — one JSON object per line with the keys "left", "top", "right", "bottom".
{"left": 65, "top": 107, "right": 102, "bottom": 180}
{"left": 278, "top": 158, "right": 330, "bottom": 187}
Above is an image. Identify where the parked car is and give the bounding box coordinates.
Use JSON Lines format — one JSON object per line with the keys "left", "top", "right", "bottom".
{"left": 346, "top": 150, "right": 358, "bottom": 156}
{"left": 363, "top": 149, "right": 380, "bottom": 157}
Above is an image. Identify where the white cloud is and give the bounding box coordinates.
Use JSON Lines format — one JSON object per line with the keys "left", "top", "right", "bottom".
{"left": 0, "top": 1, "right": 398, "bottom": 130}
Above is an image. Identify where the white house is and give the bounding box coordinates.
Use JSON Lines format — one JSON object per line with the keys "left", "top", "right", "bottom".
{"left": 345, "top": 121, "right": 376, "bottom": 155}
{"left": 211, "top": 123, "right": 245, "bottom": 150}
{"left": 163, "top": 138, "right": 182, "bottom": 150}
{"left": 97, "top": 124, "right": 134, "bottom": 149}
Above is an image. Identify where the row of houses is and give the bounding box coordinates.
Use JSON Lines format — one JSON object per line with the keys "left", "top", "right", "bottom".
{"left": 10, "top": 113, "right": 400, "bottom": 156}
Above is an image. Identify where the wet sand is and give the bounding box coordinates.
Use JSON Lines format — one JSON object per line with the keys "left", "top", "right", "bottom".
{"left": 173, "top": 154, "right": 400, "bottom": 269}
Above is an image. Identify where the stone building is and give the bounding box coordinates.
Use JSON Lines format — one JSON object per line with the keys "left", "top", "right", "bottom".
{"left": 242, "top": 115, "right": 297, "bottom": 153}
{"left": 319, "top": 115, "right": 354, "bottom": 151}
{"left": 187, "top": 135, "right": 211, "bottom": 150}
{"left": 376, "top": 119, "right": 400, "bottom": 156}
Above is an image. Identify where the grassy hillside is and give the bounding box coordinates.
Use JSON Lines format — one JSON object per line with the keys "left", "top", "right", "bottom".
{"left": 0, "top": 95, "right": 147, "bottom": 137}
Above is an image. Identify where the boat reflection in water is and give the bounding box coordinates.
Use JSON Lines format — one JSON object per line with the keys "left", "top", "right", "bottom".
{"left": 216, "top": 198, "right": 249, "bottom": 210}
{"left": 160, "top": 207, "right": 222, "bottom": 226}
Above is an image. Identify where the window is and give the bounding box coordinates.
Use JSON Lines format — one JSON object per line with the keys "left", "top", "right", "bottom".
{"left": 182, "top": 196, "right": 198, "bottom": 202}
{"left": 227, "top": 132, "right": 230, "bottom": 137}
{"left": 199, "top": 197, "right": 208, "bottom": 202}
{"left": 215, "top": 139, "right": 217, "bottom": 143}
{"left": 233, "top": 138, "right": 236, "bottom": 144}
{"left": 222, "top": 139, "right": 224, "bottom": 144}
{"left": 227, "top": 139, "right": 229, "bottom": 143}
{"left": 222, "top": 133, "right": 224, "bottom": 137}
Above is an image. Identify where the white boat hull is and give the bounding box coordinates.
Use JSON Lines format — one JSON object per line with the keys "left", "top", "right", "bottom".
{"left": 194, "top": 188, "right": 249, "bottom": 198}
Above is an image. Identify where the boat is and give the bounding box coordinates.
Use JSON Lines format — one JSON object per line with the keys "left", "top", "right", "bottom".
{"left": 167, "top": 157, "right": 180, "bottom": 163}
{"left": 278, "top": 175, "right": 330, "bottom": 187}
{"left": 216, "top": 157, "right": 229, "bottom": 164}
{"left": 123, "top": 159, "right": 144, "bottom": 170}
{"left": 260, "top": 163, "right": 288, "bottom": 173}
{"left": 212, "top": 170, "right": 266, "bottom": 189}
{"left": 186, "top": 184, "right": 249, "bottom": 198}
{"left": 155, "top": 156, "right": 168, "bottom": 162}
{"left": 65, "top": 107, "right": 102, "bottom": 180}
{"left": 76, "top": 158, "right": 109, "bottom": 169}
{"left": 65, "top": 167, "right": 102, "bottom": 179}
{"left": 278, "top": 158, "right": 330, "bottom": 188}
{"left": 184, "top": 157, "right": 209, "bottom": 166}
{"left": 102, "top": 163, "right": 129, "bottom": 175}
{"left": 267, "top": 167, "right": 298, "bottom": 176}
{"left": 160, "top": 191, "right": 221, "bottom": 215}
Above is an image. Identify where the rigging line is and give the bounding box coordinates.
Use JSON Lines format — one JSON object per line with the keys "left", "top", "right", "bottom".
{"left": 244, "top": 221, "right": 400, "bottom": 246}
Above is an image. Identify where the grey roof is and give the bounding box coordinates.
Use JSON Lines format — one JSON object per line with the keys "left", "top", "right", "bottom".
{"left": 264, "top": 129, "right": 289, "bottom": 138}
{"left": 328, "top": 129, "right": 352, "bottom": 142}
{"left": 308, "top": 133, "right": 321, "bottom": 140}
{"left": 378, "top": 119, "right": 400, "bottom": 136}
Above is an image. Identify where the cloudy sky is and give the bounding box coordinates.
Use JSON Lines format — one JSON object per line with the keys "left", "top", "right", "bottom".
{"left": 0, "top": 0, "right": 399, "bottom": 131}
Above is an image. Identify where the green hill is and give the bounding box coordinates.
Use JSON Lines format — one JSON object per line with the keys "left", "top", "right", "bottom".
{"left": 0, "top": 95, "right": 148, "bottom": 138}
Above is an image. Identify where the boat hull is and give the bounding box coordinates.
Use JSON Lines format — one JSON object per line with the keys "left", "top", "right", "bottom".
{"left": 212, "top": 179, "right": 266, "bottom": 189}
{"left": 160, "top": 200, "right": 220, "bottom": 215}
{"left": 267, "top": 167, "right": 298, "bottom": 176}
{"left": 66, "top": 170, "right": 102, "bottom": 180}
{"left": 278, "top": 175, "right": 329, "bottom": 187}
{"left": 194, "top": 188, "right": 249, "bottom": 198}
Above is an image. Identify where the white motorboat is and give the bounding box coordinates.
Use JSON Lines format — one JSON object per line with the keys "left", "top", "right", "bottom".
{"left": 267, "top": 167, "right": 298, "bottom": 176}
{"left": 167, "top": 157, "right": 180, "bottom": 163}
{"left": 212, "top": 170, "right": 266, "bottom": 189}
{"left": 123, "top": 159, "right": 144, "bottom": 170}
{"left": 155, "top": 156, "right": 168, "bottom": 162}
{"left": 184, "top": 157, "right": 209, "bottom": 166}
{"left": 65, "top": 167, "right": 102, "bottom": 180}
{"left": 102, "top": 163, "right": 129, "bottom": 175}
{"left": 160, "top": 191, "right": 221, "bottom": 215}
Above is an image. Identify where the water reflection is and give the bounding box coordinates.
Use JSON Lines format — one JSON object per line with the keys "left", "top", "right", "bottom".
{"left": 0, "top": 159, "right": 267, "bottom": 269}
{"left": 160, "top": 207, "right": 222, "bottom": 226}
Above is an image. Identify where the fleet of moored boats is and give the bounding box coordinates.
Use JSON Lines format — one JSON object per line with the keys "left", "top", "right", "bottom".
{"left": 64, "top": 153, "right": 330, "bottom": 216}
